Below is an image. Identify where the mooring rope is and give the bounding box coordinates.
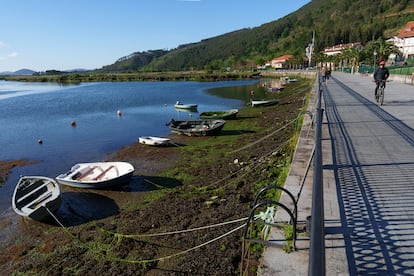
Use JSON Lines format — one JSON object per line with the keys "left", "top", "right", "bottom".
{"left": 103, "top": 217, "right": 248, "bottom": 238}
{"left": 41, "top": 112, "right": 309, "bottom": 265}
{"left": 46, "top": 206, "right": 245, "bottom": 264}
{"left": 231, "top": 117, "right": 297, "bottom": 153}
{"left": 204, "top": 137, "right": 293, "bottom": 190}
{"left": 106, "top": 223, "right": 246, "bottom": 264}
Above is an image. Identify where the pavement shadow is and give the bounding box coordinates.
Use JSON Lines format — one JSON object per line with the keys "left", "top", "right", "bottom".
{"left": 324, "top": 76, "right": 414, "bottom": 275}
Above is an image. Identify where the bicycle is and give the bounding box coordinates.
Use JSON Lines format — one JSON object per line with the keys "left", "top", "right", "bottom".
{"left": 375, "top": 80, "right": 386, "bottom": 106}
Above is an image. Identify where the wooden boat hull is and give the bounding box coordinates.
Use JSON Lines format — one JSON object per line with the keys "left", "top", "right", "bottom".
{"left": 199, "top": 109, "right": 238, "bottom": 120}
{"left": 167, "top": 119, "right": 225, "bottom": 136}
{"left": 56, "top": 162, "right": 134, "bottom": 189}
{"left": 251, "top": 99, "right": 279, "bottom": 107}
{"left": 139, "top": 136, "right": 171, "bottom": 146}
{"left": 12, "top": 176, "right": 62, "bottom": 221}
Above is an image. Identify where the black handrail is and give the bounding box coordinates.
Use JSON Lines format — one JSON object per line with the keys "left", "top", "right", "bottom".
{"left": 253, "top": 185, "right": 297, "bottom": 225}
{"left": 308, "top": 75, "right": 325, "bottom": 276}
{"left": 243, "top": 200, "right": 297, "bottom": 250}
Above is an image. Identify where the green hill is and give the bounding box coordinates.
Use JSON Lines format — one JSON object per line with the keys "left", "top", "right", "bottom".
{"left": 100, "top": 0, "right": 414, "bottom": 72}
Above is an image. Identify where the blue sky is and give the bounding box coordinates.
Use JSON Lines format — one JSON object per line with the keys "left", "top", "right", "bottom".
{"left": 0, "top": 0, "right": 310, "bottom": 72}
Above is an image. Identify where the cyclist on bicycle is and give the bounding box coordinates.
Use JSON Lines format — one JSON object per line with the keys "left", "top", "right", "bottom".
{"left": 374, "top": 60, "right": 390, "bottom": 97}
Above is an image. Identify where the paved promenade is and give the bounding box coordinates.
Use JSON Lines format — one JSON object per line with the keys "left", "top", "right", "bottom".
{"left": 260, "top": 72, "right": 414, "bottom": 275}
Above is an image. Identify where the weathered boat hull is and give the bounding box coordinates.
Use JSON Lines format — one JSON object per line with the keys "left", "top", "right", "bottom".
{"left": 199, "top": 109, "right": 238, "bottom": 120}
{"left": 12, "top": 176, "right": 62, "bottom": 221}
{"left": 167, "top": 119, "right": 226, "bottom": 136}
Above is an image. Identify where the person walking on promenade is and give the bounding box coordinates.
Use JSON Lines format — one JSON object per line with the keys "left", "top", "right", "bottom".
{"left": 374, "top": 60, "right": 390, "bottom": 97}
{"left": 321, "top": 66, "right": 327, "bottom": 83}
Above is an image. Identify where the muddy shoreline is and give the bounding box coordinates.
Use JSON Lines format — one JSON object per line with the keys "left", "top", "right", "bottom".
{"left": 0, "top": 159, "right": 36, "bottom": 186}
{"left": 0, "top": 79, "right": 311, "bottom": 275}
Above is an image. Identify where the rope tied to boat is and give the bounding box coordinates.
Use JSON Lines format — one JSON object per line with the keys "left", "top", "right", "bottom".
{"left": 45, "top": 206, "right": 246, "bottom": 264}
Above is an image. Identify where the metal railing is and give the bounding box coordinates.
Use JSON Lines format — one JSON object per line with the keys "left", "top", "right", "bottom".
{"left": 308, "top": 75, "right": 325, "bottom": 275}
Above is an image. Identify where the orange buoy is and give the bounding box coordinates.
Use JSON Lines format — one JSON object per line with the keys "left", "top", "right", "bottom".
{"left": 71, "top": 120, "right": 77, "bottom": 127}
{"left": 117, "top": 110, "right": 122, "bottom": 116}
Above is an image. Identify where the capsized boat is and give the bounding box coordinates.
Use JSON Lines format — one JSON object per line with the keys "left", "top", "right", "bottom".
{"left": 56, "top": 162, "right": 134, "bottom": 189}
{"left": 166, "top": 119, "right": 226, "bottom": 136}
{"left": 12, "top": 176, "right": 62, "bottom": 221}
{"left": 139, "top": 136, "right": 171, "bottom": 146}
{"left": 199, "top": 109, "right": 238, "bottom": 120}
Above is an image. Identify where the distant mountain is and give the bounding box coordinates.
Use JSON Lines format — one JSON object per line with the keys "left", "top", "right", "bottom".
{"left": 100, "top": 0, "right": 414, "bottom": 72}
{"left": 100, "top": 49, "right": 168, "bottom": 73}
{"left": 0, "top": 68, "right": 90, "bottom": 76}
{"left": 0, "top": 69, "right": 36, "bottom": 75}
{"left": 15, "top": 69, "right": 36, "bottom": 75}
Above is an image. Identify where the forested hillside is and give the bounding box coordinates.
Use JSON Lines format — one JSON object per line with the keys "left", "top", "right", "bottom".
{"left": 100, "top": 0, "right": 414, "bottom": 72}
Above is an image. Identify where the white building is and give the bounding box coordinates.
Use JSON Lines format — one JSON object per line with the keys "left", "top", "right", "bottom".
{"left": 323, "top": 42, "right": 363, "bottom": 56}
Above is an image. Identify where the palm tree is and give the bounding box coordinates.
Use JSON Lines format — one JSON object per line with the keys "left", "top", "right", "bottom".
{"left": 369, "top": 38, "right": 401, "bottom": 63}
{"left": 341, "top": 46, "right": 363, "bottom": 73}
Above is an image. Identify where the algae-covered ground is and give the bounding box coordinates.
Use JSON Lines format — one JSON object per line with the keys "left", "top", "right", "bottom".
{"left": 0, "top": 77, "right": 313, "bottom": 275}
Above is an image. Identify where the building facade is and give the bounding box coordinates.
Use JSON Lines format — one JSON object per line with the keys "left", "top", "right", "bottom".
{"left": 397, "top": 21, "right": 414, "bottom": 60}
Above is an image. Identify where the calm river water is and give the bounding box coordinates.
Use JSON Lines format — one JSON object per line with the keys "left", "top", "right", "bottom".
{"left": 0, "top": 79, "right": 266, "bottom": 209}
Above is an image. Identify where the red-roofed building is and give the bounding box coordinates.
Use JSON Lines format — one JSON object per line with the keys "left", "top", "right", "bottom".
{"left": 397, "top": 21, "right": 414, "bottom": 59}
{"left": 270, "top": 55, "right": 293, "bottom": 69}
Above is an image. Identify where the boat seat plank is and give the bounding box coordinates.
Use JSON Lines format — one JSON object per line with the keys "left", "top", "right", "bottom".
{"left": 22, "top": 191, "right": 53, "bottom": 211}
{"left": 16, "top": 182, "right": 50, "bottom": 203}
{"left": 76, "top": 166, "right": 97, "bottom": 180}
{"left": 94, "top": 165, "right": 115, "bottom": 180}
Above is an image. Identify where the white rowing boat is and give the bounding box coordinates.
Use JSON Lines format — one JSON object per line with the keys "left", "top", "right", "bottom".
{"left": 251, "top": 99, "right": 279, "bottom": 107}
{"left": 139, "top": 136, "right": 171, "bottom": 146}
{"left": 56, "top": 162, "right": 134, "bottom": 189}
{"left": 12, "top": 176, "right": 62, "bottom": 220}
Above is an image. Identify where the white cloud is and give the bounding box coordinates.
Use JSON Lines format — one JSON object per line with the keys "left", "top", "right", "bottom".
{"left": 0, "top": 41, "right": 5, "bottom": 48}
{"left": 8, "top": 52, "right": 18, "bottom": 58}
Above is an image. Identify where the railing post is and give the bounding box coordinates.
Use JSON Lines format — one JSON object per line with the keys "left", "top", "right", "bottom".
{"left": 308, "top": 74, "right": 325, "bottom": 276}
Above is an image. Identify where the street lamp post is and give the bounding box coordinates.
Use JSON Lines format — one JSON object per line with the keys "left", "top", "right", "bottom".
{"left": 373, "top": 50, "right": 377, "bottom": 73}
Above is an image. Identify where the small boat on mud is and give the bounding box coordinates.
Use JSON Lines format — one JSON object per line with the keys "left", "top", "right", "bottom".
{"left": 166, "top": 119, "right": 226, "bottom": 136}
{"left": 56, "top": 162, "right": 134, "bottom": 189}
{"left": 174, "top": 101, "right": 198, "bottom": 111}
{"left": 251, "top": 99, "right": 279, "bottom": 107}
{"left": 138, "top": 136, "right": 172, "bottom": 146}
{"left": 199, "top": 109, "right": 238, "bottom": 120}
{"left": 267, "top": 87, "right": 284, "bottom": 92}
{"left": 12, "top": 176, "right": 62, "bottom": 221}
